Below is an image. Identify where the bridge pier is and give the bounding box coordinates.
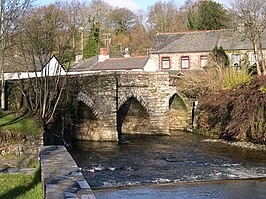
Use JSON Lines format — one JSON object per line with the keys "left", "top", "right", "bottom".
{"left": 75, "top": 74, "right": 118, "bottom": 141}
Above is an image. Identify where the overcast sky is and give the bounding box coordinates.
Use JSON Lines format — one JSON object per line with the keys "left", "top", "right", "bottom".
{"left": 36, "top": 0, "right": 231, "bottom": 11}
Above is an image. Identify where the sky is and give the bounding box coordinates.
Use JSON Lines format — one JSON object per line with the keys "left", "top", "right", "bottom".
{"left": 35, "top": 0, "right": 231, "bottom": 11}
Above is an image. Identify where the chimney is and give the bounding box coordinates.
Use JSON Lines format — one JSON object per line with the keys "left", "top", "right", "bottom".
{"left": 124, "top": 47, "right": 131, "bottom": 58}
{"left": 98, "top": 48, "right": 110, "bottom": 62}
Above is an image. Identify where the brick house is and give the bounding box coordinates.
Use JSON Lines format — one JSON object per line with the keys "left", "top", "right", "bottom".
{"left": 147, "top": 29, "right": 265, "bottom": 71}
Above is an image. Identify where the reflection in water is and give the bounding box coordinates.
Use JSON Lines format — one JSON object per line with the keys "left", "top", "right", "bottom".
{"left": 69, "top": 131, "right": 266, "bottom": 189}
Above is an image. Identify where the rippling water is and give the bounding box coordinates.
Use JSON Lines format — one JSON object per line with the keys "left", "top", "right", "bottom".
{"left": 69, "top": 131, "right": 266, "bottom": 189}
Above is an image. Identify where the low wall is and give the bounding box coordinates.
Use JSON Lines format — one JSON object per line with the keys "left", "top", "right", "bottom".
{"left": 40, "top": 146, "right": 95, "bottom": 199}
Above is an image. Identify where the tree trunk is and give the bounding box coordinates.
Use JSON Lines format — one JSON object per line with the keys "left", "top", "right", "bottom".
{"left": 259, "top": 46, "right": 266, "bottom": 76}
{"left": 254, "top": 41, "right": 263, "bottom": 76}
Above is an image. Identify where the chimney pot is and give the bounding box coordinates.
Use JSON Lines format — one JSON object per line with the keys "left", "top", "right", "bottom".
{"left": 98, "top": 48, "right": 109, "bottom": 62}
{"left": 100, "top": 48, "right": 108, "bottom": 56}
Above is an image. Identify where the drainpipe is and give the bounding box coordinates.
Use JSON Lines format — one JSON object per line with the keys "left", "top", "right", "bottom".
{"left": 115, "top": 72, "right": 121, "bottom": 141}
{"left": 192, "top": 100, "right": 198, "bottom": 129}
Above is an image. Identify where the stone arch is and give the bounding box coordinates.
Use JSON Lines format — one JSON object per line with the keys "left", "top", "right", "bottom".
{"left": 117, "top": 96, "right": 150, "bottom": 137}
{"left": 169, "top": 94, "right": 188, "bottom": 111}
{"left": 168, "top": 91, "right": 190, "bottom": 110}
{"left": 118, "top": 91, "right": 148, "bottom": 112}
{"left": 169, "top": 93, "right": 190, "bottom": 131}
{"left": 77, "top": 92, "right": 99, "bottom": 119}
{"left": 75, "top": 92, "right": 100, "bottom": 141}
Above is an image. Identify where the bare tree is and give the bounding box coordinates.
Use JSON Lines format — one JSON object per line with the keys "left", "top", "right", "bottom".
{"left": 232, "top": 0, "right": 266, "bottom": 75}
{"left": 17, "top": 3, "right": 71, "bottom": 125}
{"left": 109, "top": 7, "right": 136, "bottom": 35}
{"left": 88, "top": 0, "right": 113, "bottom": 32}
{"left": 0, "top": 0, "right": 32, "bottom": 110}
{"left": 62, "top": 0, "right": 90, "bottom": 56}
{"left": 146, "top": 0, "right": 187, "bottom": 34}
{"left": 129, "top": 10, "right": 152, "bottom": 55}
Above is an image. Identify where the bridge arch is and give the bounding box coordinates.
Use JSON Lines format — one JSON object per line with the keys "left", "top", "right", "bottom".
{"left": 117, "top": 91, "right": 148, "bottom": 112}
{"left": 169, "top": 92, "right": 191, "bottom": 131}
{"left": 75, "top": 92, "right": 102, "bottom": 141}
{"left": 77, "top": 92, "right": 99, "bottom": 118}
{"left": 168, "top": 89, "right": 190, "bottom": 109}
{"left": 169, "top": 93, "right": 188, "bottom": 111}
{"left": 117, "top": 96, "right": 150, "bottom": 136}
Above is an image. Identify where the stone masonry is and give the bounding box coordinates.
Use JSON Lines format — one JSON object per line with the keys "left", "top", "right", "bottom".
{"left": 73, "top": 71, "right": 192, "bottom": 141}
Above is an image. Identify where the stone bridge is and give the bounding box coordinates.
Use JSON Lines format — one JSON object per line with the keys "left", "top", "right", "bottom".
{"left": 72, "top": 71, "right": 193, "bottom": 141}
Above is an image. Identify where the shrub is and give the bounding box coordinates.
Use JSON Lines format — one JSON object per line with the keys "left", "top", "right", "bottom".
{"left": 222, "top": 67, "right": 252, "bottom": 89}
{"left": 197, "top": 76, "right": 266, "bottom": 144}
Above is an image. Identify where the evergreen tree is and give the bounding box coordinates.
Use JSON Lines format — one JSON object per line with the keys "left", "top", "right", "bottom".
{"left": 187, "top": 0, "right": 230, "bottom": 30}
{"left": 83, "top": 19, "right": 100, "bottom": 59}
{"left": 209, "top": 45, "right": 229, "bottom": 68}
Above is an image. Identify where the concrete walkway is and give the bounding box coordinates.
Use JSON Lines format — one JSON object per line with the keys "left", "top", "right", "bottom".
{"left": 40, "top": 146, "right": 95, "bottom": 199}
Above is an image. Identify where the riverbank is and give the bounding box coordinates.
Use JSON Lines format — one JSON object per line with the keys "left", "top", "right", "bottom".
{"left": 0, "top": 112, "right": 43, "bottom": 199}
{"left": 0, "top": 112, "right": 43, "bottom": 170}
{"left": 197, "top": 76, "right": 266, "bottom": 145}
{"left": 202, "top": 138, "right": 266, "bottom": 151}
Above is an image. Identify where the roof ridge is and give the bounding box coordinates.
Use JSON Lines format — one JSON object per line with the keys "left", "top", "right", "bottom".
{"left": 107, "top": 56, "right": 148, "bottom": 61}
{"left": 157, "top": 29, "right": 227, "bottom": 35}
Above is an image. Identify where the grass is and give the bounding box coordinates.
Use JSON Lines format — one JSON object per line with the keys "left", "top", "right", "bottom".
{"left": 0, "top": 154, "right": 39, "bottom": 169}
{"left": 0, "top": 166, "right": 43, "bottom": 199}
{"left": 0, "top": 113, "right": 42, "bottom": 136}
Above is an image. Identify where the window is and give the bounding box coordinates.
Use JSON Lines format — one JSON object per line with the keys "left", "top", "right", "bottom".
{"left": 181, "top": 56, "right": 190, "bottom": 69}
{"left": 200, "top": 55, "right": 208, "bottom": 68}
{"left": 161, "top": 57, "right": 170, "bottom": 69}
{"left": 231, "top": 54, "right": 241, "bottom": 68}
{"left": 251, "top": 53, "right": 256, "bottom": 66}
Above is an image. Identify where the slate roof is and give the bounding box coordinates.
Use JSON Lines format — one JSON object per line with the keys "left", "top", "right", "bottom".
{"left": 71, "top": 55, "right": 98, "bottom": 71}
{"left": 150, "top": 29, "right": 264, "bottom": 54}
{"left": 71, "top": 56, "right": 149, "bottom": 72}
{"left": 3, "top": 53, "right": 47, "bottom": 73}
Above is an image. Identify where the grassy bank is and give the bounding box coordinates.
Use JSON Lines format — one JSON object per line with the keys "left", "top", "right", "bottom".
{"left": 0, "top": 167, "right": 42, "bottom": 199}
{"left": 0, "top": 112, "right": 42, "bottom": 135}
{"left": 0, "top": 112, "right": 42, "bottom": 143}
{"left": 0, "top": 112, "right": 42, "bottom": 177}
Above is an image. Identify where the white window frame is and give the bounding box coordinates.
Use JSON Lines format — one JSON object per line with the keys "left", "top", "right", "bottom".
{"left": 231, "top": 54, "right": 241, "bottom": 67}
{"left": 200, "top": 55, "right": 208, "bottom": 68}
{"left": 161, "top": 57, "right": 170, "bottom": 69}
{"left": 181, "top": 56, "right": 190, "bottom": 69}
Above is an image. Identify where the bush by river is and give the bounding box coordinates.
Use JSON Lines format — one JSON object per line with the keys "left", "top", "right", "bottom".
{"left": 197, "top": 76, "right": 266, "bottom": 145}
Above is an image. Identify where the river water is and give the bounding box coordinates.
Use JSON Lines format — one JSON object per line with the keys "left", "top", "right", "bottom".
{"left": 69, "top": 131, "right": 266, "bottom": 198}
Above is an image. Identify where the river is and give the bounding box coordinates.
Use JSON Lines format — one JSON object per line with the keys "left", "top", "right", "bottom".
{"left": 69, "top": 131, "right": 266, "bottom": 198}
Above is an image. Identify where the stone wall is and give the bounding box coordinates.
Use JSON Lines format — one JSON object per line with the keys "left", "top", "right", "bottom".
{"left": 169, "top": 109, "right": 190, "bottom": 131}
{"left": 0, "top": 135, "right": 43, "bottom": 168}
{"left": 40, "top": 146, "right": 95, "bottom": 199}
